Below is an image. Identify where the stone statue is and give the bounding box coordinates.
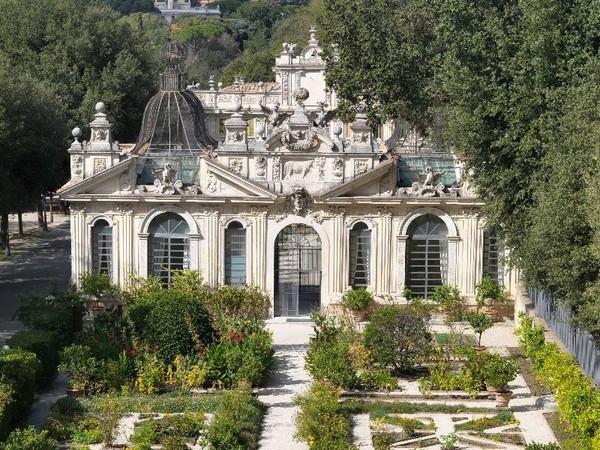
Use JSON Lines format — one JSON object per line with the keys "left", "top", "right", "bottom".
{"left": 260, "top": 100, "right": 287, "bottom": 128}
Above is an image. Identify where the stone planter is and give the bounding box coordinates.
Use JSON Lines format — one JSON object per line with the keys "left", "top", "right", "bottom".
{"left": 65, "top": 387, "right": 84, "bottom": 398}
{"left": 495, "top": 390, "right": 513, "bottom": 408}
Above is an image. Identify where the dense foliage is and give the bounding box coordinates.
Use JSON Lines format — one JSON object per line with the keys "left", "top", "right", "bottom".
{"left": 319, "top": 0, "right": 600, "bottom": 341}
{"left": 517, "top": 314, "right": 600, "bottom": 450}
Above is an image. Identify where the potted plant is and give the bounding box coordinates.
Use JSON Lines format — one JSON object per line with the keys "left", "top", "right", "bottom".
{"left": 342, "top": 288, "right": 373, "bottom": 321}
{"left": 59, "top": 344, "right": 103, "bottom": 396}
{"left": 466, "top": 311, "right": 494, "bottom": 349}
{"left": 482, "top": 353, "right": 518, "bottom": 407}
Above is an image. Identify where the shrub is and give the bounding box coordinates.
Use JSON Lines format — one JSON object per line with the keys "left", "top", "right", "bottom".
{"left": 0, "top": 426, "right": 58, "bottom": 450}
{"left": 294, "top": 382, "right": 357, "bottom": 450}
{"left": 363, "top": 305, "right": 431, "bottom": 373}
{"left": 342, "top": 288, "right": 373, "bottom": 312}
{"left": 59, "top": 344, "right": 104, "bottom": 393}
{"left": 0, "top": 383, "right": 14, "bottom": 440}
{"left": 208, "top": 285, "right": 271, "bottom": 324}
{"left": 481, "top": 353, "right": 517, "bottom": 391}
{"left": 14, "top": 288, "right": 84, "bottom": 345}
{"left": 430, "top": 285, "right": 467, "bottom": 322}
{"left": 475, "top": 276, "right": 505, "bottom": 307}
{"left": 79, "top": 272, "right": 117, "bottom": 298}
{"left": 126, "top": 290, "right": 214, "bottom": 363}
{"left": 306, "top": 337, "right": 359, "bottom": 389}
{"left": 524, "top": 444, "right": 561, "bottom": 450}
{"left": 202, "top": 385, "right": 266, "bottom": 450}
{"left": 76, "top": 313, "right": 130, "bottom": 362}
{"left": 0, "top": 348, "right": 40, "bottom": 423}
{"left": 135, "top": 353, "right": 166, "bottom": 395}
{"left": 6, "top": 329, "right": 60, "bottom": 388}
{"left": 41, "top": 396, "right": 84, "bottom": 441}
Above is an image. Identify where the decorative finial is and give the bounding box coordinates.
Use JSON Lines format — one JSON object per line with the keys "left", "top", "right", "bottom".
{"left": 293, "top": 87, "right": 310, "bottom": 106}
{"left": 95, "top": 102, "right": 106, "bottom": 113}
{"left": 72, "top": 126, "right": 82, "bottom": 141}
{"left": 209, "top": 75, "right": 216, "bottom": 91}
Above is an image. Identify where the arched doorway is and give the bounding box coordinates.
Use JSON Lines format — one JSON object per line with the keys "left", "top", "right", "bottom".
{"left": 148, "top": 212, "right": 190, "bottom": 287}
{"left": 406, "top": 214, "right": 449, "bottom": 298}
{"left": 275, "top": 224, "right": 322, "bottom": 316}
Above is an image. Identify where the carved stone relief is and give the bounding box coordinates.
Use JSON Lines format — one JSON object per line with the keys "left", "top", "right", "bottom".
{"left": 72, "top": 155, "right": 83, "bottom": 177}
{"left": 354, "top": 160, "right": 369, "bottom": 177}
{"left": 255, "top": 157, "right": 267, "bottom": 178}
{"left": 273, "top": 156, "right": 281, "bottom": 181}
{"left": 229, "top": 158, "right": 243, "bottom": 175}
{"left": 206, "top": 171, "right": 217, "bottom": 193}
{"left": 332, "top": 157, "right": 343, "bottom": 178}
{"left": 315, "top": 157, "right": 326, "bottom": 181}
{"left": 284, "top": 160, "right": 313, "bottom": 179}
{"left": 95, "top": 130, "right": 107, "bottom": 141}
{"left": 93, "top": 158, "right": 107, "bottom": 174}
{"left": 281, "top": 129, "right": 318, "bottom": 152}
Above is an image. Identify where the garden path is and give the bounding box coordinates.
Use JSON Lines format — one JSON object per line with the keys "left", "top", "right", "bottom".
{"left": 257, "top": 319, "right": 313, "bottom": 450}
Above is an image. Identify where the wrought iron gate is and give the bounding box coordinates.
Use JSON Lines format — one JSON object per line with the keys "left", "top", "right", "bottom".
{"left": 275, "top": 225, "right": 322, "bottom": 316}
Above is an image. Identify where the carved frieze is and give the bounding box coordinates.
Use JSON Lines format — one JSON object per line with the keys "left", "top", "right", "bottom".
{"left": 284, "top": 160, "right": 313, "bottom": 179}
{"left": 332, "top": 157, "right": 343, "bottom": 178}
{"left": 273, "top": 156, "right": 281, "bottom": 181}
{"left": 255, "top": 157, "right": 267, "bottom": 178}
{"left": 315, "top": 157, "right": 326, "bottom": 181}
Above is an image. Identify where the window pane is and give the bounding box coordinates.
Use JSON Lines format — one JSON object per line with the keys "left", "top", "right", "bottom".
{"left": 92, "top": 220, "right": 112, "bottom": 277}
{"left": 148, "top": 213, "right": 190, "bottom": 287}
{"left": 350, "top": 224, "right": 370, "bottom": 288}
{"left": 225, "top": 224, "right": 246, "bottom": 286}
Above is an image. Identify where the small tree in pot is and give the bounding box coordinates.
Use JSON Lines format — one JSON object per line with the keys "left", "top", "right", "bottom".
{"left": 482, "top": 353, "right": 518, "bottom": 407}
{"left": 342, "top": 288, "right": 373, "bottom": 320}
{"left": 466, "top": 312, "right": 494, "bottom": 348}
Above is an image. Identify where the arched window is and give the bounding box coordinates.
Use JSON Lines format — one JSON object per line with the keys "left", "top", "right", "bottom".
{"left": 225, "top": 221, "right": 246, "bottom": 286}
{"left": 92, "top": 219, "right": 112, "bottom": 276}
{"left": 148, "top": 212, "right": 189, "bottom": 286}
{"left": 406, "top": 214, "right": 448, "bottom": 298}
{"left": 349, "top": 222, "right": 371, "bottom": 288}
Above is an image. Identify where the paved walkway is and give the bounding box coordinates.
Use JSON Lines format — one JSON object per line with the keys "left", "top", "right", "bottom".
{"left": 257, "top": 319, "right": 313, "bottom": 450}
{"left": 0, "top": 212, "right": 71, "bottom": 346}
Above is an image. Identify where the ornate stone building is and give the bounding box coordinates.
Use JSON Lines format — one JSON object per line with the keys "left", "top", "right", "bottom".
{"left": 59, "top": 31, "right": 504, "bottom": 316}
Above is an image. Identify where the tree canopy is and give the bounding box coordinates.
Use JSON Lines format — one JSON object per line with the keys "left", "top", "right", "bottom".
{"left": 320, "top": 0, "right": 600, "bottom": 339}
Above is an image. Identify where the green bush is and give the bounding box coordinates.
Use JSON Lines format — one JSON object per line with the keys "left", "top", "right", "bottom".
{"left": 79, "top": 272, "right": 117, "bottom": 297}
{"left": 342, "top": 288, "right": 373, "bottom": 312}
{"left": 431, "top": 285, "right": 467, "bottom": 322}
{"left": 524, "top": 444, "right": 561, "bottom": 450}
{"left": 475, "top": 276, "right": 505, "bottom": 307}
{"left": 126, "top": 290, "right": 214, "bottom": 363}
{"left": 59, "top": 344, "right": 104, "bottom": 393}
{"left": 6, "top": 330, "right": 60, "bottom": 388}
{"left": 14, "top": 289, "right": 84, "bottom": 345}
{"left": 0, "top": 349, "right": 40, "bottom": 423}
{"left": 0, "top": 426, "right": 58, "bottom": 450}
{"left": 294, "top": 382, "right": 357, "bottom": 450}
{"left": 208, "top": 285, "right": 271, "bottom": 324}
{"left": 305, "top": 337, "right": 359, "bottom": 389}
{"left": 202, "top": 385, "right": 266, "bottom": 450}
{"left": 363, "top": 305, "right": 431, "bottom": 373}
{"left": 0, "top": 383, "right": 14, "bottom": 440}
{"left": 465, "top": 312, "right": 494, "bottom": 347}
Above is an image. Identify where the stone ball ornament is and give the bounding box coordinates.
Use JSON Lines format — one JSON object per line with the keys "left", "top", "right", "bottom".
{"left": 72, "top": 126, "right": 82, "bottom": 139}
{"left": 293, "top": 87, "right": 310, "bottom": 105}
{"left": 95, "top": 102, "right": 106, "bottom": 113}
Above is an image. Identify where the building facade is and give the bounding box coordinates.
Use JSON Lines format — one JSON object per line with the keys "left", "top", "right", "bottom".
{"left": 59, "top": 31, "right": 503, "bottom": 316}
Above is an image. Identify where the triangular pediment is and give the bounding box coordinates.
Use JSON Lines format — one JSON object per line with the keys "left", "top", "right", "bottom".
{"left": 316, "top": 158, "right": 396, "bottom": 199}
{"left": 58, "top": 159, "right": 133, "bottom": 198}
{"left": 203, "top": 159, "right": 278, "bottom": 199}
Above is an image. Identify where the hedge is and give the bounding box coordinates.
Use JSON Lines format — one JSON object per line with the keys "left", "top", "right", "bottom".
{"left": 0, "top": 349, "right": 41, "bottom": 425}
{"left": 6, "top": 329, "right": 61, "bottom": 388}
{"left": 0, "top": 383, "right": 14, "bottom": 440}
{"left": 516, "top": 313, "right": 600, "bottom": 450}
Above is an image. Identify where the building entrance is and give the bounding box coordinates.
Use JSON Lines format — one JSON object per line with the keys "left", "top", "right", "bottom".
{"left": 274, "top": 224, "right": 321, "bottom": 316}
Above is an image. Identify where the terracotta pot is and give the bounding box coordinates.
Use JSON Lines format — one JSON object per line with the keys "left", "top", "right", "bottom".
{"left": 65, "top": 387, "right": 84, "bottom": 398}
{"left": 473, "top": 345, "right": 487, "bottom": 352}
{"left": 495, "top": 390, "right": 513, "bottom": 407}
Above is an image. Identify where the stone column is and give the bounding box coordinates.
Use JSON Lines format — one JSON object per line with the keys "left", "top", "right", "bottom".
{"left": 71, "top": 207, "right": 87, "bottom": 287}
{"left": 138, "top": 233, "right": 149, "bottom": 278}
{"left": 457, "top": 216, "right": 480, "bottom": 296}
{"left": 188, "top": 233, "right": 201, "bottom": 272}
{"left": 378, "top": 212, "right": 392, "bottom": 293}
{"left": 117, "top": 206, "right": 134, "bottom": 287}
{"left": 330, "top": 211, "right": 346, "bottom": 294}
{"left": 206, "top": 213, "right": 220, "bottom": 287}
{"left": 447, "top": 236, "right": 461, "bottom": 287}
{"left": 252, "top": 210, "right": 268, "bottom": 291}
{"left": 396, "top": 235, "right": 409, "bottom": 294}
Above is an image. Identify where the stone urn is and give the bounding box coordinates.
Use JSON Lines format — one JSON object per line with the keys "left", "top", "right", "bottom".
{"left": 495, "top": 390, "right": 513, "bottom": 408}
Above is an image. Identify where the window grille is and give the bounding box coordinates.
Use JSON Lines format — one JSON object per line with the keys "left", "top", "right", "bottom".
{"left": 92, "top": 220, "right": 112, "bottom": 276}
{"left": 349, "top": 222, "right": 370, "bottom": 288}
{"left": 406, "top": 214, "right": 448, "bottom": 298}
{"left": 483, "top": 232, "right": 504, "bottom": 284}
{"left": 225, "top": 222, "right": 246, "bottom": 286}
{"left": 148, "top": 213, "right": 190, "bottom": 287}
